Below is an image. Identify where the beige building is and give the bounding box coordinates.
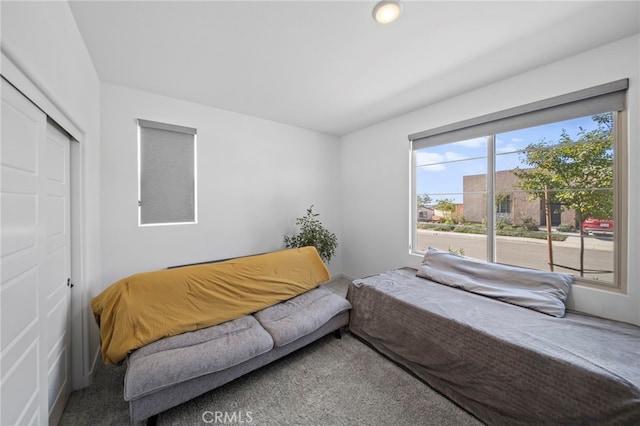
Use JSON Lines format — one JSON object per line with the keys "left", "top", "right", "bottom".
{"left": 463, "top": 170, "right": 576, "bottom": 227}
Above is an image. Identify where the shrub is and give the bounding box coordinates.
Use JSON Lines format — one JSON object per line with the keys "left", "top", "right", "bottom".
{"left": 556, "top": 223, "right": 575, "bottom": 233}
{"left": 448, "top": 247, "right": 465, "bottom": 256}
{"left": 283, "top": 205, "right": 338, "bottom": 263}
{"left": 496, "top": 217, "right": 512, "bottom": 230}
{"left": 520, "top": 215, "right": 539, "bottom": 231}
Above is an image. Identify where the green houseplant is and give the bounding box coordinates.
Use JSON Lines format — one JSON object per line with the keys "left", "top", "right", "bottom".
{"left": 284, "top": 205, "right": 338, "bottom": 264}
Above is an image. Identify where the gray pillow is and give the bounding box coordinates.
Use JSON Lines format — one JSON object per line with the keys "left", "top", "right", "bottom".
{"left": 416, "top": 247, "right": 573, "bottom": 317}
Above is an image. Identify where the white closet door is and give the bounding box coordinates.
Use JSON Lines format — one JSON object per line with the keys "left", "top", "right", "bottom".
{"left": 43, "top": 121, "right": 71, "bottom": 426}
{"left": 1, "top": 78, "right": 71, "bottom": 426}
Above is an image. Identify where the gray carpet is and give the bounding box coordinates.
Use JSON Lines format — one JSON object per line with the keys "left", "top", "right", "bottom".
{"left": 60, "top": 280, "right": 483, "bottom": 426}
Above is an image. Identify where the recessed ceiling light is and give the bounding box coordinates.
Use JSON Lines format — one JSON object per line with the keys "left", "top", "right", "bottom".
{"left": 372, "top": 1, "right": 403, "bottom": 24}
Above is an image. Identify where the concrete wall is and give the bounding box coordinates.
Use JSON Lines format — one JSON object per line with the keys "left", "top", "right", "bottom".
{"left": 462, "top": 171, "right": 575, "bottom": 226}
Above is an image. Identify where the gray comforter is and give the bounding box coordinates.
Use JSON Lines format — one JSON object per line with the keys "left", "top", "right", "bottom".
{"left": 347, "top": 267, "right": 640, "bottom": 425}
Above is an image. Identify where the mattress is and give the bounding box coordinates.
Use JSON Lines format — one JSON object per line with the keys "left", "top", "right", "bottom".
{"left": 347, "top": 267, "right": 640, "bottom": 425}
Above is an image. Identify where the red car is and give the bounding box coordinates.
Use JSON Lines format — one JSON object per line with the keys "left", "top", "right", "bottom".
{"left": 582, "top": 218, "right": 614, "bottom": 235}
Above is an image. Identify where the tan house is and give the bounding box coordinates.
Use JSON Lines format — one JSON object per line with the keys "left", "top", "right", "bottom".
{"left": 463, "top": 170, "right": 576, "bottom": 227}
{"left": 417, "top": 207, "right": 434, "bottom": 222}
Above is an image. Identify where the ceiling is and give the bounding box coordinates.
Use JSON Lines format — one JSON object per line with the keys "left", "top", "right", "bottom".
{"left": 69, "top": 1, "right": 640, "bottom": 136}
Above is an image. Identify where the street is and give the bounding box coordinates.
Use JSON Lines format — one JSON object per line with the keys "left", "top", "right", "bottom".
{"left": 416, "top": 229, "right": 614, "bottom": 282}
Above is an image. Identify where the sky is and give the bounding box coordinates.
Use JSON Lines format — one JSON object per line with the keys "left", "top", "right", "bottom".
{"left": 415, "top": 115, "right": 604, "bottom": 204}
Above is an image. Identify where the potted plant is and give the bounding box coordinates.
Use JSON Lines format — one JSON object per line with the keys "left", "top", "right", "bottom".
{"left": 284, "top": 205, "right": 338, "bottom": 264}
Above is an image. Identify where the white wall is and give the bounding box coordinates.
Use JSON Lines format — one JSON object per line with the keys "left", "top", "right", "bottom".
{"left": 100, "top": 83, "right": 342, "bottom": 285}
{"left": 1, "top": 1, "right": 102, "bottom": 387}
{"left": 340, "top": 34, "right": 640, "bottom": 326}
{"left": 3, "top": 7, "right": 636, "bottom": 403}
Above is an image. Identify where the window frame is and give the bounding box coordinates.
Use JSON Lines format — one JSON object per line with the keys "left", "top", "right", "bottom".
{"left": 496, "top": 193, "right": 511, "bottom": 216}
{"left": 137, "top": 119, "right": 198, "bottom": 227}
{"left": 409, "top": 80, "right": 628, "bottom": 293}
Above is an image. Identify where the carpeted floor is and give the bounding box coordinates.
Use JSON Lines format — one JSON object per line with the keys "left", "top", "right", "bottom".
{"left": 60, "top": 279, "right": 483, "bottom": 426}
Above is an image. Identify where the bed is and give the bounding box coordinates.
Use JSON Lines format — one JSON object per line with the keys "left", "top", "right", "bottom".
{"left": 347, "top": 248, "right": 640, "bottom": 425}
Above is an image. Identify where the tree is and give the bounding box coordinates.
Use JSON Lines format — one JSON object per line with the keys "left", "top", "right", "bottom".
{"left": 434, "top": 198, "right": 456, "bottom": 220}
{"left": 513, "top": 113, "right": 613, "bottom": 276}
{"left": 417, "top": 194, "right": 432, "bottom": 209}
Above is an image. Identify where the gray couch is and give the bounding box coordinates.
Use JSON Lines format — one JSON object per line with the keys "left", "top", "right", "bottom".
{"left": 124, "top": 285, "right": 351, "bottom": 423}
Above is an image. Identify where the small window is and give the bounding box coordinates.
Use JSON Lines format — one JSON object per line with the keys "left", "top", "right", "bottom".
{"left": 496, "top": 193, "right": 511, "bottom": 215}
{"left": 496, "top": 193, "right": 512, "bottom": 225}
{"left": 138, "top": 119, "right": 197, "bottom": 226}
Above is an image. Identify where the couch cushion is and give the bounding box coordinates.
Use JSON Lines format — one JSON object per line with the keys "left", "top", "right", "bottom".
{"left": 124, "top": 315, "right": 273, "bottom": 401}
{"left": 416, "top": 246, "right": 573, "bottom": 317}
{"left": 253, "top": 286, "right": 352, "bottom": 347}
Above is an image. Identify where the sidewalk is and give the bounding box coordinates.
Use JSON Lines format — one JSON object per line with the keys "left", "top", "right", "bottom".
{"left": 417, "top": 228, "right": 614, "bottom": 252}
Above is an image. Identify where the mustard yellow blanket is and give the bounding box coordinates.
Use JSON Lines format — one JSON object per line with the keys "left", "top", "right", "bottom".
{"left": 92, "top": 247, "right": 330, "bottom": 365}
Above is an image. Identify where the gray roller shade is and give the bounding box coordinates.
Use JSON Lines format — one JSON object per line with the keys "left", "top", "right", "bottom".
{"left": 138, "top": 119, "right": 196, "bottom": 225}
{"left": 409, "top": 79, "right": 628, "bottom": 149}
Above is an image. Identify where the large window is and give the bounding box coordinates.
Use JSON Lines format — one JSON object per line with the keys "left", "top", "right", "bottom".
{"left": 138, "top": 119, "right": 197, "bottom": 226}
{"left": 410, "top": 80, "right": 627, "bottom": 290}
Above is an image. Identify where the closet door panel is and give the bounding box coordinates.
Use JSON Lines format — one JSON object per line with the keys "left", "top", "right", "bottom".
{"left": 43, "top": 121, "right": 72, "bottom": 425}
{"left": 1, "top": 79, "right": 72, "bottom": 426}
{"left": 1, "top": 78, "right": 47, "bottom": 426}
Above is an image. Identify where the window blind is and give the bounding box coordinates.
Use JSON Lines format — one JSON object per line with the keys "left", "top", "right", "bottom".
{"left": 138, "top": 119, "right": 196, "bottom": 225}
{"left": 409, "top": 79, "right": 628, "bottom": 149}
